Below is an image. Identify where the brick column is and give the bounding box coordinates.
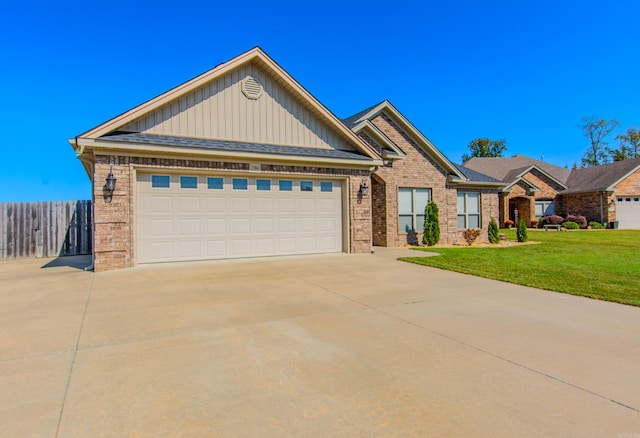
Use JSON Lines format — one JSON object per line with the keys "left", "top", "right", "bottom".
{"left": 92, "top": 157, "right": 132, "bottom": 271}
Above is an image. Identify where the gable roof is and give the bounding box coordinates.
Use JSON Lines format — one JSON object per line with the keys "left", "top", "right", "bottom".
{"left": 464, "top": 155, "right": 571, "bottom": 185}
{"left": 562, "top": 156, "right": 640, "bottom": 194}
{"left": 72, "top": 47, "right": 380, "bottom": 164}
{"left": 344, "top": 100, "right": 465, "bottom": 179}
{"left": 452, "top": 164, "right": 504, "bottom": 185}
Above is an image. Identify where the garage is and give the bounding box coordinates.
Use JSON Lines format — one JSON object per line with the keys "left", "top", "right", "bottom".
{"left": 616, "top": 196, "right": 640, "bottom": 229}
{"left": 136, "top": 173, "right": 344, "bottom": 263}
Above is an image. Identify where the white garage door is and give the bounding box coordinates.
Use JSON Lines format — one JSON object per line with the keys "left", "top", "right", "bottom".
{"left": 136, "top": 173, "right": 344, "bottom": 263}
{"left": 616, "top": 196, "right": 640, "bottom": 229}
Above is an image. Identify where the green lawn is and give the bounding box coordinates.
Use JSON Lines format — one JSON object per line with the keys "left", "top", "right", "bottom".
{"left": 400, "top": 230, "right": 640, "bottom": 306}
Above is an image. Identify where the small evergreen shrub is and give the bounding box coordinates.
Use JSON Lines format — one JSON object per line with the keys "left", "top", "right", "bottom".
{"left": 423, "top": 201, "right": 440, "bottom": 246}
{"left": 516, "top": 219, "right": 528, "bottom": 242}
{"left": 562, "top": 221, "right": 580, "bottom": 229}
{"left": 488, "top": 218, "right": 500, "bottom": 244}
{"left": 542, "top": 214, "right": 564, "bottom": 225}
{"left": 463, "top": 229, "right": 481, "bottom": 246}
{"left": 588, "top": 221, "right": 606, "bottom": 229}
{"left": 565, "top": 214, "right": 587, "bottom": 228}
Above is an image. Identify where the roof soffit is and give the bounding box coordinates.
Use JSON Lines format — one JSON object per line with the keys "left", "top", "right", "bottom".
{"left": 77, "top": 47, "right": 380, "bottom": 161}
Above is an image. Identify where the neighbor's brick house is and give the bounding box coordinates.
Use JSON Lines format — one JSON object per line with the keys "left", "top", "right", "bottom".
{"left": 465, "top": 155, "right": 640, "bottom": 228}
{"left": 71, "top": 48, "right": 503, "bottom": 272}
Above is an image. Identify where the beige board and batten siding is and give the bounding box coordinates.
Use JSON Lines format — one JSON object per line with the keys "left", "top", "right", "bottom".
{"left": 123, "top": 63, "right": 352, "bottom": 151}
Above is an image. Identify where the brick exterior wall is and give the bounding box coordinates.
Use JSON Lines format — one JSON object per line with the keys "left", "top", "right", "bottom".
{"left": 367, "top": 114, "right": 499, "bottom": 245}
{"left": 557, "top": 192, "right": 611, "bottom": 224}
{"left": 499, "top": 170, "right": 564, "bottom": 226}
{"left": 91, "top": 154, "right": 372, "bottom": 272}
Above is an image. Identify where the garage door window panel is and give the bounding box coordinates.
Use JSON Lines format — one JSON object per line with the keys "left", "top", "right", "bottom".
{"left": 321, "top": 181, "right": 333, "bottom": 192}
{"left": 151, "top": 175, "right": 170, "bottom": 188}
{"left": 257, "top": 179, "right": 271, "bottom": 191}
{"left": 207, "top": 177, "right": 224, "bottom": 190}
{"left": 279, "top": 180, "right": 293, "bottom": 191}
{"left": 180, "top": 176, "right": 198, "bottom": 189}
{"left": 233, "top": 178, "right": 248, "bottom": 190}
{"left": 300, "top": 181, "right": 313, "bottom": 192}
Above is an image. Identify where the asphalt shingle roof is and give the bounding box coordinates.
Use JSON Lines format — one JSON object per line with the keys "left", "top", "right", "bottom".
{"left": 453, "top": 164, "right": 503, "bottom": 183}
{"left": 342, "top": 101, "right": 386, "bottom": 129}
{"left": 100, "top": 132, "right": 373, "bottom": 161}
{"left": 562, "top": 156, "right": 640, "bottom": 194}
{"left": 464, "top": 155, "right": 571, "bottom": 185}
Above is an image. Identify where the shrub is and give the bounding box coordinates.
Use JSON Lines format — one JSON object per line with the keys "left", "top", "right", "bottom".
{"left": 516, "top": 219, "right": 528, "bottom": 242}
{"left": 423, "top": 201, "right": 440, "bottom": 246}
{"left": 542, "top": 214, "right": 564, "bottom": 225}
{"left": 463, "top": 229, "right": 481, "bottom": 246}
{"left": 562, "top": 221, "right": 580, "bottom": 229}
{"left": 488, "top": 218, "right": 500, "bottom": 244}
{"left": 566, "top": 214, "right": 587, "bottom": 228}
{"left": 588, "top": 221, "right": 606, "bottom": 229}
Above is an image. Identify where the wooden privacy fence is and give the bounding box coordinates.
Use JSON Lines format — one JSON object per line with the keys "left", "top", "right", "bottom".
{"left": 0, "top": 200, "right": 92, "bottom": 260}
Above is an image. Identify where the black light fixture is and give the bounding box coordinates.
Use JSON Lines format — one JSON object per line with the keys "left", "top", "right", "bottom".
{"left": 103, "top": 166, "right": 117, "bottom": 203}
{"left": 105, "top": 167, "right": 117, "bottom": 192}
{"left": 360, "top": 179, "right": 369, "bottom": 196}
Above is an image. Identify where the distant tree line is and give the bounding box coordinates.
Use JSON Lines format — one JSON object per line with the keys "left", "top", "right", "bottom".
{"left": 579, "top": 117, "right": 639, "bottom": 167}
{"left": 460, "top": 118, "right": 639, "bottom": 168}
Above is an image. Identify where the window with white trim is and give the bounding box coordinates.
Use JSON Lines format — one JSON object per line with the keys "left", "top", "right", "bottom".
{"left": 398, "top": 188, "right": 431, "bottom": 232}
{"left": 535, "top": 200, "right": 554, "bottom": 219}
{"left": 457, "top": 192, "right": 480, "bottom": 229}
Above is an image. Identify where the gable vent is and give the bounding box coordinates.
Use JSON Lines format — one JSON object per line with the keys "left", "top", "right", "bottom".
{"left": 241, "top": 76, "right": 263, "bottom": 100}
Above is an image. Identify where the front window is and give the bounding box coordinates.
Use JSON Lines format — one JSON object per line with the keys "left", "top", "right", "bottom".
{"left": 457, "top": 192, "right": 480, "bottom": 229}
{"left": 535, "top": 200, "right": 554, "bottom": 219}
{"left": 398, "top": 188, "right": 431, "bottom": 232}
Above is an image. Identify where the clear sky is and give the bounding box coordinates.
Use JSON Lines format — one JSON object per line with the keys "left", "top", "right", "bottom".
{"left": 1, "top": 0, "right": 638, "bottom": 202}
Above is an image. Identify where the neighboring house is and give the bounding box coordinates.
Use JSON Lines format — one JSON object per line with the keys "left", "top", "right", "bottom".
{"left": 465, "top": 155, "right": 640, "bottom": 228}
{"left": 70, "top": 47, "right": 502, "bottom": 272}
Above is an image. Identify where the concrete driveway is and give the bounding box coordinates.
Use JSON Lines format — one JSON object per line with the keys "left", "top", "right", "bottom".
{"left": 1, "top": 248, "right": 639, "bottom": 437}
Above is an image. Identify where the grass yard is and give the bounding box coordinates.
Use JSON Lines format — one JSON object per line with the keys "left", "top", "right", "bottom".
{"left": 400, "top": 230, "right": 640, "bottom": 306}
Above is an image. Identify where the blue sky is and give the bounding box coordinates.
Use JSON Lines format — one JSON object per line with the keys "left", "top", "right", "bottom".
{"left": 2, "top": 0, "right": 639, "bottom": 202}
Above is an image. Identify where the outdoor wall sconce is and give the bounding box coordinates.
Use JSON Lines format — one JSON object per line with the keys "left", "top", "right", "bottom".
{"left": 360, "top": 179, "right": 369, "bottom": 196}
{"left": 103, "top": 166, "right": 117, "bottom": 203}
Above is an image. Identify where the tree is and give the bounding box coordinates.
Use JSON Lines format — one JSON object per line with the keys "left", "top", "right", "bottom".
{"left": 488, "top": 218, "right": 499, "bottom": 244}
{"left": 612, "top": 127, "right": 640, "bottom": 161}
{"left": 423, "top": 201, "right": 440, "bottom": 246}
{"left": 516, "top": 219, "right": 528, "bottom": 243}
{"left": 461, "top": 138, "right": 507, "bottom": 162}
{"left": 579, "top": 117, "right": 619, "bottom": 167}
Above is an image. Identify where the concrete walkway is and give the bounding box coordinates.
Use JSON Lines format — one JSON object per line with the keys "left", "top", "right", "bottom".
{"left": 1, "top": 248, "right": 639, "bottom": 437}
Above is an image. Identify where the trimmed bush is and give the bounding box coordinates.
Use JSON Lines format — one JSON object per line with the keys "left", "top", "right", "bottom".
{"left": 566, "top": 214, "right": 587, "bottom": 228}
{"left": 516, "top": 219, "right": 528, "bottom": 242}
{"left": 562, "top": 221, "right": 580, "bottom": 229}
{"left": 488, "top": 218, "right": 500, "bottom": 244}
{"left": 588, "top": 221, "right": 606, "bottom": 229}
{"left": 542, "top": 214, "right": 564, "bottom": 225}
{"left": 463, "top": 229, "right": 481, "bottom": 246}
{"left": 423, "top": 201, "right": 440, "bottom": 246}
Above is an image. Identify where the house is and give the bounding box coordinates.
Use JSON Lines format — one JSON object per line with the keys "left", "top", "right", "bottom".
{"left": 343, "top": 101, "right": 503, "bottom": 247}
{"left": 464, "top": 155, "right": 640, "bottom": 228}
{"left": 70, "top": 48, "right": 503, "bottom": 272}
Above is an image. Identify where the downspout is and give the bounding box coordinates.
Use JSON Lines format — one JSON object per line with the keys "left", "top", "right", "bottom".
{"left": 599, "top": 191, "right": 604, "bottom": 224}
